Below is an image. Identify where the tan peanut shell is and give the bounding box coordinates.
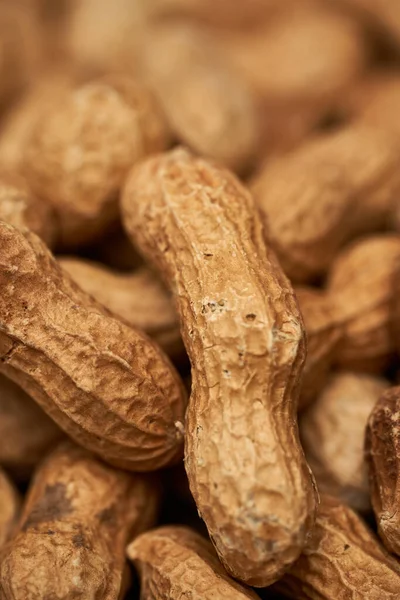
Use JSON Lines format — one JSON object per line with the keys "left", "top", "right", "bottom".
{"left": 122, "top": 147, "right": 317, "bottom": 587}
{"left": 0, "top": 441, "right": 160, "bottom": 599}
{"left": 23, "top": 75, "right": 170, "bottom": 248}
{"left": 138, "top": 23, "right": 258, "bottom": 173}
{"left": 251, "top": 125, "right": 400, "bottom": 282}
{"left": 0, "top": 221, "right": 187, "bottom": 471}
{"left": 327, "top": 234, "right": 400, "bottom": 371}
{"left": 0, "top": 373, "right": 63, "bottom": 478}
{"left": 0, "top": 469, "right": 20, "bottom": 550}
{"left": 218, "top": 3, "right": 366, "bottom": 106}
{"left": 127, "top": 526, "right": 260, "bottom": 600}
{"left": 0, "top": 173, "right": 56, "bottom": 248}
{"left": 275, "top": 495, "right": 400, "bottom": 599}
{"left": 59, "top": 258, "right": 183, "bottom": 358}
{"left": 301, "top": 372, "right": 388, "bottom": 512}
{"left": 365, "top": 386, "right": 400, "bottom": 556}
{"left": 295, "top": 286, "right": 343, "bottom": 410}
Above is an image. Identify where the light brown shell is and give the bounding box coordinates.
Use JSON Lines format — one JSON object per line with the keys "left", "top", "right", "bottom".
{"left": 0, "top": 222, "right": 187, "bottom": 471}
{"left": 0, "top": 373, "right": 63, "bottom": 479}
{"left": 251, "top": 125, "right": 400, "bottom": 282}
{"left": 122, "top": 147, "right": 317, "bottom": 587}
{"left": 59, "top": 258, "right": 183, "bottom": 358}
{"left": 295, "top": 286, "right": 343, "bottom": 410}
{"left": 23, "top": 75, "right": 171, "bottom": 248}
{"left": 0, "top": 173, "right": 57, "bottom": 248}
{"left": 127, "top": 526, "right": 260, "bottom": 600}
{"left": 365, "top": 386, "right": 400, "bottom": 556}
{"left": 327, "top": 234, "right": 400, "bottom": 371}
{"left": 301, "top": 372, "right": 388, "bottom": 513}
{"left": 0, "top": 441, "right": 160, "bottom": 599}
{"left": 276, "top": 495, "right": 400, "bottom": 600}
{"left": 0, "top": 469, "right": 20, "bottom": 550}
{"left": 138, "top": 23, "right": 258, "bottom": 174}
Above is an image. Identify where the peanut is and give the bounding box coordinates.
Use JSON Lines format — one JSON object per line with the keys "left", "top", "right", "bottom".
{"left": 0, "top": 441, "right": 160, "bottom": 599}
{"left": 275, "top": 495, "right": 400, "bottom": 599}
{"left": 0, "top": 373, "right": 63, "bottom": 479}
{"left": 333, "top": 0, "right": 400, "bottom": 47}
{"left": 0, "top": 221, "right": 187, "bottom": 471}
{"left": 122, "top": 147, "right": 317, "bottom": 586}
{"left": 301, "top": 372, "right": 388, "bottom": 512}
{"left": 251, "top": 125, "right": 400, "bottom": 282}
{"left": 127, "top": 526, "right": 260, "bottom": 599}
{"left": 59, "top": 258, "right": 183, "bottom": 358}
{"left": 22, "top": 75, "right": 170, "bottom": 248}
{"left": 0, "top": 469, "right": 20, "bottom": 549}
{"left": 138, "top": 22, "right": 259, "bottom": 174}
{"left": 365, "top": 386, "right": 400, "bottom": 556}
{"left": 0, "top": 173, "right": 56, "bottom": 247}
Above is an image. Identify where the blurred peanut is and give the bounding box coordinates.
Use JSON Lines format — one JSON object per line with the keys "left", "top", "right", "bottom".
{"left": 0, "top": 469, "right": 20, "bottom": 549}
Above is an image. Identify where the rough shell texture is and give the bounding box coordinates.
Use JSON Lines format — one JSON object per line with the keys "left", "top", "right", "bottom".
{"left": 122, "top": 147, "right": 317, "bottom": 587}
{"left": 127, "top": 526, "right": 260, "bottom": 599}
{"left": 59, "top": 258, "right": 183, "bottom": 358}
{"left": 23, "top": 75, "right": 170, "bottom": 248}
{"left": 0, "top": 469, "right": 20, "bottom": 549}
{"left": 275, "top": 495, "right": 400, "bottom": 600}
{"left": 295, "top": 286, "right": 343, "bottom": 410}
{"left": 301, "top": 372, "right": 388, "bottom": 512}
{"left": 0, "top": 173, "right": 56, "bottom": 248}
{"left": 365, "top": 386, "right": 400, "bottom": 556}
{"left": 251, "top": 125, "right": 400, "bottom": 282}
{"left": 0, "top": 222, "right": 186, "bottom": 471}
{"left": 138, "top": 23, "right": 258, "bottom": 174}
{"left": 218, "top": 3, "right": 366, "bottom": 103}
{"left": 0, "top": 373, "right": 63, "bottom": 479}
{"left": 327, "top": 234, "right": 400, "bottom": 372}
{"left": 0, "top": 441, "right": 160, "bottom": 599}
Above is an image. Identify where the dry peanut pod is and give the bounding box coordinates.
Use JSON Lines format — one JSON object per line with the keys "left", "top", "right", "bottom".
{"left": 295, "top": 286, "right": 343, "bottom": 410}
{"left": 251, "top": 125, "right": 400, "bottom": 282}
{"left": 366, "top": 386, "right": 400, "bottom": 556}
{"left": 127, "top": 526, "right": 260, "bottom": 600}
{"left": 122, "top": 148, "right": 317, "bottom": 587}
{"left": 0, "top": 173, "right": 56, "bottom": 248}
{"left": 0, "top": 222, "right": 186, "bottom": 471}
{"left": 301, "top": 372, "right": 388, "bottom": 512}
{"left": 327, "top": 234, "right": 400, "bottom": 372}
{"left": 276, "top": 495, "right": 400, "bottom": 599}
{"left": 138, "top": 23, "right": 258, "bottom": 174}
{"left": 59, "top": 258, "right": 183, "bottom": 358}
{"left": 219, "top": 2, "right": 366, "bottom": 149}
{"left": 0, "top": 441, "right": 160, "bottom": 599}
{"left": 23, "top": 75, "right": 170, "bottom": 248}
{"left": 0, "top": 374, "right": 63, "bottom": 479}
{"left": 0, "top": 469, "right": 20, "bottom": 549}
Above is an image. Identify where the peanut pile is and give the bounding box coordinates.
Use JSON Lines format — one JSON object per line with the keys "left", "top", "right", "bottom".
{"left": 2, "top": 1, "right": 400, "bottom": 599}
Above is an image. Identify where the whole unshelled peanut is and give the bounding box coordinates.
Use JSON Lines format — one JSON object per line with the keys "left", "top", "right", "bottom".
{"left": 365, "top": 386, "right": 400, "bottom": 557}
{"left": 0, "top": 222, "right": 187, "bottom": 471}
{"left": 275, "top": 495, "right": 400, "bottom": 599}
{"left": 0, "top": 174, "right": 56, "bottom": 247}
{"left": 59, "top": 258, "right": 183, "bottom": 358}
{"left": 295, "top": 286, "right": 343, "bottom": 409}
{"left": 0, "top": 469, "right": 20, "bottom": 549}
{"left": 138, "top": 23, "right": 259, "bottom": 174}
{"left": 0, "top": 441, "right": 160, "bottom": 599}
{"left": 251, "top": 125, "right": 400, "bottom": 282}
{"left": 22, "top": 75, "right": 170, "bottom": 248}
{"left": 0, "top": 373, "right": 63, "bottom": 479}
{"left": 127, "top": 526, "right": 260, "bottom": 600}
{"left": 301, "top": 372, "right": 388, "bottom": 512}
{"left": 122, "top": 147, "right": 317, "bottom": 587}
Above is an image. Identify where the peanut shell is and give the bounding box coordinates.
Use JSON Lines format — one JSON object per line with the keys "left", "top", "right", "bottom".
{"left": 122, "top": 147, "right": 317, "bottom": 587}
{"left": 0, "top": 469, "right": 20, "bottom": 549}
{"left": 0, "top": 221, "right": 187, "bottom": 471}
